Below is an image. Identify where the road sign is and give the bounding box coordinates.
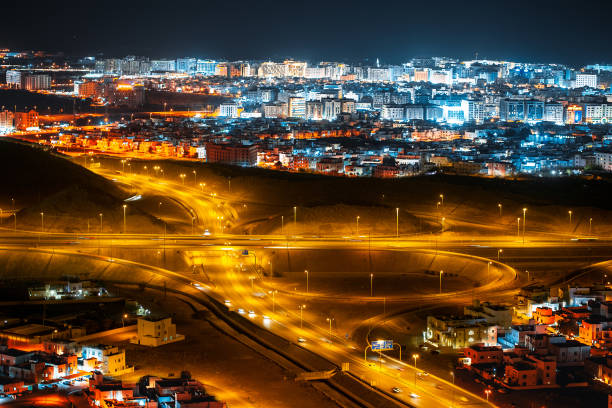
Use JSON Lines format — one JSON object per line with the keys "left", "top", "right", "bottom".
{"left": 371, "top": 340, "right": 393, "bottom": 351}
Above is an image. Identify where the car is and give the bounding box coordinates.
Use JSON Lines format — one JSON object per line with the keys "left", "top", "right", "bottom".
{"left": 297, "top": 337, "right": 307, "bottom": 343}
{"left": 248, "top": 310, "right": 256, "bottom": 317}
{"left": 203, "top": 229, "right": 211, "bottom": 236}
{"left": 237, "top": 308, "right": 245, "bottom": 314}
{"left": 409, "top": 393, "right": 420, "bottom": 399}
{"left": 224, "top": 300, "right": 231, "bottom": 305}
{"left": 391, "top": 387, "right": 402, "bottom": 393}
{"left": 417, "top": 372, "right": 429, "bottom": 377}
{"left": 430, "top": 349, "right": 440, "bottom": 355}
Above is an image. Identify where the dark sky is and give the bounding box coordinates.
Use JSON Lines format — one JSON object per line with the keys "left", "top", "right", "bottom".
{"left": 2, "top": 0, "right": 611, "bottom": 66}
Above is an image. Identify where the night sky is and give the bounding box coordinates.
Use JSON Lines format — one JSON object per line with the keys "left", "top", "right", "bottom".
{"left": 2, "top": 0, "right": 611, "bottom": 66}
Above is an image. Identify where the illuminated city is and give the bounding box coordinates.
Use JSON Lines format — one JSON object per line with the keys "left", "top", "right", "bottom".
{"left": 1, "top": 1, "right": 612, "bottom": 407}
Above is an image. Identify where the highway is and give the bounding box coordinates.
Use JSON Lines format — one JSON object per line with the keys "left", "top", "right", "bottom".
{"left": 1, "top": 164, "right": 611, "bottom": 408}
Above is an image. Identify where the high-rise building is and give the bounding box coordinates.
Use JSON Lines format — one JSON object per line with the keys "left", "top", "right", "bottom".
{"left": 218, "top": 103, "right": 239, "bottom": 118}
{"left": 288, "top": 97, "right": 306, "bottom": 118}
{"left": 176, "top": 58, "right": 197, "bottom": 74}
{"left": 14, "top": 109, "right": 38, "bottom": 130}
{"left": 284, "top": 60, "right": 307, "bottom": 77}
{"left": 544, "top": 103, "right": 564, "bottom": 124}
{"left": 500, "top": 99, "right": 525, "bottom": 121}
{"left": 151, "top": 59, "right": 176, "bottom": 72}
{"left": 196, "top": 60, "right": 217, "bottom": 75}
{"left": 0, "top": 110, "right": 14, "bottom": 130}
{"left": 381, "top": 104, "right": 405, "bottom": 121}
{"left": 575, "top": 73, "right": 597, "bottom": 88}
{"left": 258, "top": 62, "right": 288, "bottom": 78}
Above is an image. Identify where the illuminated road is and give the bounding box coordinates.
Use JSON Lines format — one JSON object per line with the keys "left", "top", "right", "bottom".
{"left": 1, "top": 165, "right": 611, "bottom": 408}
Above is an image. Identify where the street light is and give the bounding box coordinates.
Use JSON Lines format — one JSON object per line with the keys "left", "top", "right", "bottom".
{"left": 293, "top": 206, "right": 297, "bottom": 229}
{"left": 370, "top": 273, "right": 373, "bottom": 297}
{"left": 439, "top": 194, "right": 444, "bottom": 206}
{"left": 439, "top": 270, "right": 443, "bottom": 294}
{"left": 522, "top": 208, "right": 527, "bottom": 244}
{"left": 121, "top": 159, "right": 126, "bottom": 173}
{"left": 192, "top": 170, "right": 197, "bottom": 184}
{"left": 590, "top": 217, "right": 593, "bottom": 234}
{"left": 199, "top": 183, "right": 205, "bottom": 192}
{"left": 498, "top": 203, "right": 502, "bottom": 217}
{"left": 517, "top": 217, "right": 521, "bottom": 237}
{"left": 122, "top": 204, "right": 127, "bottom": 233}
{"left": 441, "top": 217, "right": 445, "bottom": 230}
{"left": 436, "top": 201, "right": 441, "bottom": 210}
{"left": 568, "top": 210, "right": 572, "bottom": 231}
{"left": 395, "top": 207, "right": 399, "bottom": 238}
{"left": 326, "top": 317, "right": 334, "bottom": 337}
{"left": 299, "top": 304, "right": 306, "bottom": 328}
{"left": 304, "top": 269, "right": 309, "bottom": 293}
{"left": 99, "top": 213, "right": 103, "bottom": 233}
{"left": 497, "top": 249, "right": 503, "bottom": 261}
{"left": 485, "top": 389, "right": 491, "bottom": 401}
{"left": 40, "top": 212, "right": 44, "bottom": 232}
{"left": 179, "top": 174, "right": 186, "bottom": 185}
{"left": 450, "top": 371, "right": 456, "bottom": 407}
{"left": 281, "top": 215, "right": 284, "bottom": 234}
{"left": 412, "top": 354, "right": 419, "bottom": 385}
{"left": 356, "top": 216, "right": 360, "bottom": 236}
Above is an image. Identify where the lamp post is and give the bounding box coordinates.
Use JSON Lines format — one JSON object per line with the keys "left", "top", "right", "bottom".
{"left": 485, "top": 389, "right": 491, "bottom": 402}
{"left": 526, "top": 269, "right": 530, "bottom": 281}
{"left": 487, "top": 261, "right": 491, "bottom": 281}
{"left": 299, "top": 304, "right": 306, "bottom": 328}
{"left": 439, "top": 270, "right": 443, "bottom": 294}
{"left": 281, "top": 215, "right": 284, "bottom": 234}
{"left": 590, "top": 217, "right": 593, "bottom": 234}
{"left": 180, "top": 174, "right": 186, "bottom": 185}
{"left": 356, "top": 216, "right": 360, "bottom": 236}
{"left": 395, "top": 208, "right": 399, "bottom": 238}
{"left": 439, "top": 194, "right": 444, "bottom": 206}
{"left": 13, "top": 213, "right": 16, "bottom": 232}
{"left": 497, "top": 249, "right": 503, "bottom": 261}
{"left": 370, "top": 273, "right": 373, "bottom": 297}
{"left": 326, "top": 317, "right": 333, "bottom": 337}
{"left": 192, "top": 170, "right": 197, "bottom": 185}
{"left": 498, "top": 203, "right": 502, "bottom": 217}
{"left": 199, "top": 183, "right": 204, "bottom": 192}
{"left": 450, "top": 371, "right": 455, "bottom": 408}
{"left": 304, "top": 270, "right": 309, "bottom": 293}
{"left": 40, "top": 212, "right": 44, "bottom": 232}
{"left": 412, "top": 354, "right": 419, "bottom": 385}
{"left": 121, "top": 159, "right": 126, "bottom": 173}
{"left": 568, "top": 210, "right": 572, "bottom": 232}
{"left": 122, "top": 205, "right": 127, "bottom": 233}
{"left": 293, "top": 206, "right": 297, "bottom": 229}
{"left": 522, "top": 208, "right": 527, "bottom": 244}
{"left": 517, "top": 217, "right": 521, "bottom": 237}
{"left": 436, "top": 201, "right": 441, "bottom": 210}
{"left": 441, "top": 217, "right": 445, "bottom": 230}
{"left": 99, "top": 213, "right": 103, "bottom": 233}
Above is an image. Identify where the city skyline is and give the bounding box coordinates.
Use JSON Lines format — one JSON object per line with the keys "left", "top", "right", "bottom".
{"left": 3, "top": 0, "right": 612, "bottom": 66}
